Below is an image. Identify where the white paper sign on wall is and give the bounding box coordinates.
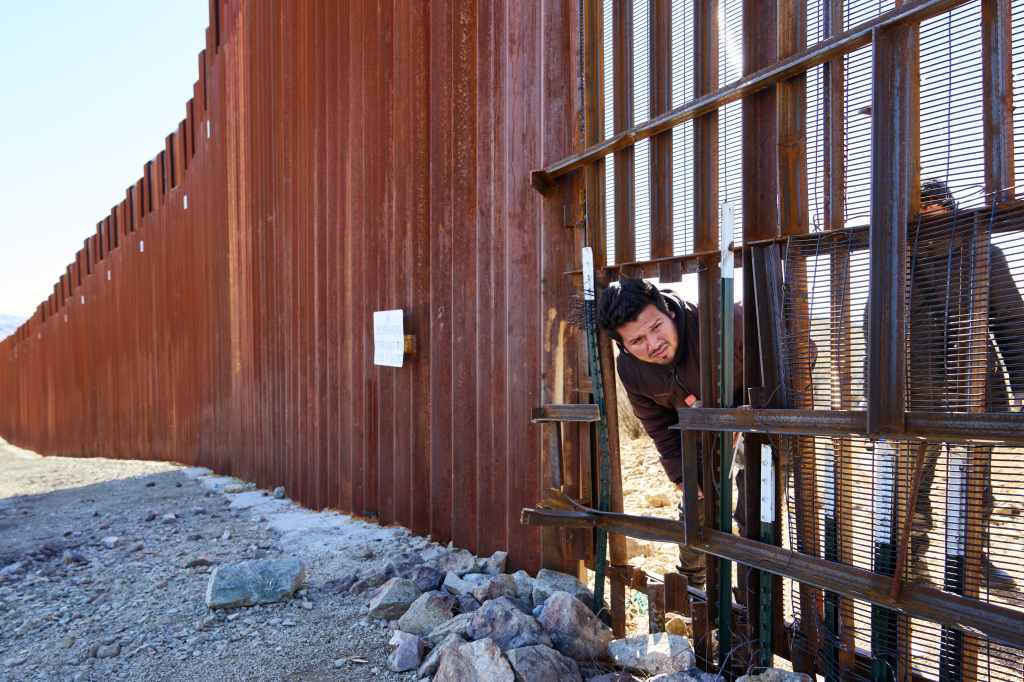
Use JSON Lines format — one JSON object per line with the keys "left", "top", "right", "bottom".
{"left": 373, "top": 310, "right": 405, "bottom": 368}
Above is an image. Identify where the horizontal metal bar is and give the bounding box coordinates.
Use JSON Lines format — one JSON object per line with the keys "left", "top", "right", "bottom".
{"left": 530, "top": 404, "right": 601, "bottom": 423}
{"left": 520, "top": 505, "right": 1024, "bottom": 648}
{"left": 673, "top": 408, "right": 1024, "bottom": 445}
{"left": 533, "top": 0, "right": 968, "bottom": 186}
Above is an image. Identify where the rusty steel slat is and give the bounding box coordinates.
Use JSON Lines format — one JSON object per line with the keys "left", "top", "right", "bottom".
{"left": 867, "top": 23, "right": 919, "bottom": 436}
{"left": 649, "top": 0, "right": 674, "bottom": 280}
{"left": 982, "top": 0, "right": 1015, "bottom": 200}
{"left": 693, "top": 0, "right": 722, "bottom": 636}
{"left": 612, "top": 0, "right": 635, "bottom": 264}
{"left": 533, "top": 0, "right": 970, "bottom": 186}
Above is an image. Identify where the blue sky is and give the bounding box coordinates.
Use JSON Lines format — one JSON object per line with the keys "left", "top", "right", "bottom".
{"left": 0, "top": 1, "right": 207, "bottom": 318}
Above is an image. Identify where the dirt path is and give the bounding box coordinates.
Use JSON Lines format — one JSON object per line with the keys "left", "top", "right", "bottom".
{"left": 0, "top": 438, "right": 425, "bottom": 682}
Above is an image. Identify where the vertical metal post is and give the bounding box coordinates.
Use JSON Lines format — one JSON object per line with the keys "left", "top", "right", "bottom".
{"left": 868, "top": 20, "right": 919, "bottom": 681}
{"left": 758, "top": 442, "right": 775, "bottom": 668}
{"left": 718, "top": 201, "right": 735, "bottom": 671}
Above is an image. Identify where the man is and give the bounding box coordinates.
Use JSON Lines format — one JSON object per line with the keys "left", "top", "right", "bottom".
{"left": 892, "top": 179, "right": 1023, "bottom": 590}
{"left": 598, "top": 277, "right": 743, "bottom": 588}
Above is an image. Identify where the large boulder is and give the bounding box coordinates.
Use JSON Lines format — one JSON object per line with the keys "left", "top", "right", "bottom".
{"left": 418, "top": 632, "right": 466, "bottom": 678}
{"left": 472, "top": 574, "right": 519, "bottom": 604}
{"left": 434, "top": 638, "right": 515, "bottom": 682}
{"left": 443, "top": 572, "right": 491, "bottom": 597}
{"left": 467, "top": 597, "right": 552, "bottom": 651}
{"left": 437, "top": 548, "right": 481, "bottom": 576}
{"left": 205, "top": 558, "right": 306, "bottom": 609}
{"left": 408, "top": 565, "right": 445, "bottom": 592}
{"left": 506, "top": 645, "right": 582, "bottom": 682}
{"left": 426, "top": 612, "right": 475, "bottom": 647}
{"left": 367, "top": 578, "right": 422, "bottom": 620}
{"left": 737, "top": 670, "right": 812, "bottom": 682}
{"left": 386, "top": 631, "right": 424, "bottom": 672}
{"left": 537, "top": 591, "right": 612, "bottom": 660}
{"left": 397, "top": 591, "right": 456, "bottom": 635}
{"left": 607, "top": 633, "right": 695, "bottom": 675}
{"left": 482, "top": 551, "right": 509, "bottom": 575}
{"left": 532, "top": 569, "right": 593, "bottom": 609}
{"left": 649, "top": 674, "right": 705, "bottom": 682}
{"left": 511, "top": 570, "right": 536, "bottom": 606}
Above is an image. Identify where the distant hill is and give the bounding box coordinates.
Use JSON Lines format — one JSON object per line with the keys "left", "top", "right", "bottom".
{"left": 0, "top": 314, "right": 25, "bottom": 342}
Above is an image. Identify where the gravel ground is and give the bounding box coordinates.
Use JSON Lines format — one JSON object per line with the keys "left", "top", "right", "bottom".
{"left": 0, "top": 437, "right": 427, "bottom": 682}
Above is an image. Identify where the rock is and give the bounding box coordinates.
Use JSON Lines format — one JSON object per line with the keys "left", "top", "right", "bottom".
{"left": 2, "top": 655, "right": 27, "bottom": 667}
{"left": 273, "top": 486, "right": 286, "bottom": 499}
{"left": 333, "top": 659, "right": 345, "bottom": 669}
{"left": 434, "top": 638, "right": 515, "bottom": 682}
{"left": 408, "top": 565, "right": 445, "bottom": 592}
{"left": 419, "top": 632, "right": 465, "bottom": 677}
{"left": 420, "top": 544, "right": 449, "bottom": 565}
{"left": 505, "top": 645, "right": 582, "bottom": 682}
{"left": 144, "top": 511, "right": 157, "bottom": 522}
{"left": 537, "top": 591, "right": 612, "bottom": 660}
{"left": 443, "top": 571, "right": 490, "bottom": 597}
{"left": 607, "top": 633, "right": 695, "bottom": 675}
{"left": 324, "top": 574, "right": 358, "bottom": 593}
{"left": 426, "top": 612, "right": 475, "bottom": 647}
{"left": 220, "top": 529, "right": 232, "bottom": 541}
{"left": 649, "top": 674, "right": 704, "bottom": 682}
{"left": 185, "top": 557, "right": 214, "bottom": 569}
{"left": 587, "top": 674, "right": 641, "bottom": 682}
{"left": 437, "top": 548, "right": 480, "bottom": 576}
{"left": 350, "top": 571, "right": 389, "bottom": 595}
{"left": 472, "top": 573, "right": 519, "bottom": 603}
{"left": 0, "top": 562, "right": 24, "bottom": 577}
{"left": 95, "top": 643, "right": 120, "bottom": 659}
{"left": 736, "top": 670, "right": 813, "bottom": 682}
{"left": 162, "top": 513, "right": 177, "bottom": 523}
{"left": 386, "top": 631, "right": 424, "bottom": 672}
{"left": 511, "top": 570, "right": 536, "bottom": 606}
{"left": 100, "top": 536, "right": 121, "bottom": 549}
{"left": 367, "top": 578, "right": 422, "bottom": 620}
{"left": 131, "top": 542, "right": 144, "bottom": 553}
{"left": 62, "top": 550, "right": 86, "bottom": 565}
{"left": 665, "top": 613, "right": 691, "bottom": 638}
{"left": 457, "top": 594, "right": 482, "bottom": 613}
{"left": 205, "top": 558, "right": 307, "bottom": 609}
{"left": 397, "top": 591, "right": 456, "bottom": 635}
{"left": 467, "top": 597, "right": 552, "bottom": 652}
{"left": 145, "top": 481, "right": 156, "bottom": 487}
{"left": 482, "top": 550, "right": 508, "bottom": 575}
{"left": 533, "top": 569, "right": 593, "bottom": 609}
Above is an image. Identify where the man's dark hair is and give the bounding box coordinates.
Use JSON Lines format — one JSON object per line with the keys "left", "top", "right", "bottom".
{"left": 920, "top": 179, "right": 956, "bottom": 212}
{"left": 597, "top": 277, "right": 670, "bottom": 343}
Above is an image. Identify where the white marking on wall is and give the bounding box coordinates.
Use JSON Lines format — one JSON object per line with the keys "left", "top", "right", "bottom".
{"left": 873, "top": 440, "right": 897, "bottom": 544}
{"left": 946, "top": 445, "right": 968, "bottom": 556}
{"left": 760, "top": 444, "right": 775, "bottom": 524}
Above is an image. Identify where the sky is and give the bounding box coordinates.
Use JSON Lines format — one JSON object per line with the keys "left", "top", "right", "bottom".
{"left": 0, "top": 1, "right": 208, "bottom": 319}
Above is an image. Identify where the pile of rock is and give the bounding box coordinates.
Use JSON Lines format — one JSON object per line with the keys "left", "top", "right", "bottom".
{"left": 347, "top": 543, "right": 710, "bottom": 682}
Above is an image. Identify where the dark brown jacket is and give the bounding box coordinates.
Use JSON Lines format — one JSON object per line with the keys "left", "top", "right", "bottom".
{"left": 616, "top": 293, "right": 744, "bottom": 483}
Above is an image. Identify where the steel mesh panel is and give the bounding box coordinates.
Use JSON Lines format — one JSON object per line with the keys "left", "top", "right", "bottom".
{"left": 671, "top": 0, "right": 695, "bottom": 256}
{"left": 603, "top": 0, "right": 616, "bottom": 265}
{"left": 719, "top": 0, "right": 744, "bottom": 244}
{"left": 634, "top": 0, "right": 651, "bottom": 262}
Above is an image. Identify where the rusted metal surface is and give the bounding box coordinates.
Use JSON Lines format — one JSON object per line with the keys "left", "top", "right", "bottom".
{"left": 534, "top": 0, "right": 971, "bottom": 185}
{"left": 0, "top": 0, "right": 583, "bottom": 574}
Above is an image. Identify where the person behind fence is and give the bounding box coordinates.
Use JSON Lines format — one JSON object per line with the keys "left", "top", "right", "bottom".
{"left": 597, "top": 277, "right": 744, "bottom": 589}
{"left": 874, "top": 179, "right": 1023, "bottom": 591}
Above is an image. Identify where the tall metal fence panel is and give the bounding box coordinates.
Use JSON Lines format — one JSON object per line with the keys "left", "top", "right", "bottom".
{"left": 0, "top": 0, "right": 583, "bottom": 574}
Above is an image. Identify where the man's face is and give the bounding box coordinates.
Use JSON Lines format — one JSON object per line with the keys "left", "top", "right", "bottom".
{"left": 618, "top": 304, "right": 679, "bottom": 365}
{"left": 921, "top": 201, "right": 950, "bottom": 218}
